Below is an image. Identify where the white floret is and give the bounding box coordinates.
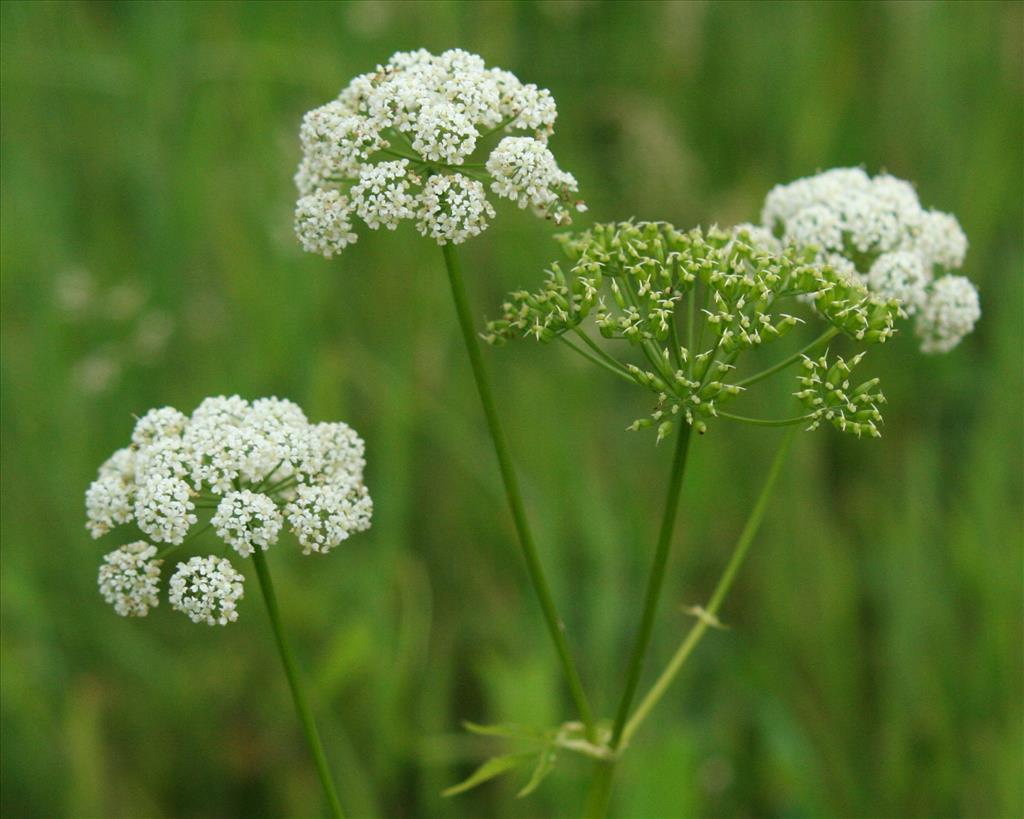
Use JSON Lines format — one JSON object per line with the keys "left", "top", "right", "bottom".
{"left": 86, "top": 473, "right": 136, "bottom": 538}
{"left": 867, "top": 251, "right": 931, "bottom": 314}
{"left": 168, "top": 556, "right": 245, "bottom": 626}
{"left": 486, "top": 136, "right": 580, "bottom": 224}
{"left": 131, "top": 406, "right": 188, "bottom": 448}
{"left": 916, "top": 209, "right": 968, "bottom": 269}
{"left": 295, "top": 189, "right": 359, "bottom": 258}
{"left": 415, "top": 174, "right": 495, "bottom": 245}
{"left": 915, "top": 275, "right": 981, "bottom": 354}
{"left": 98, "top": 541, "right": 163, "bottom": 617}
{"left": 285, "top": 482, "right": 373, "bottom": 555}
{"left": 134, "top": 475, "right": 197, "bottom": 545}
{"left": 212, "top": 490, "right": 283, "bottom": 558}
{"left": 297, "top": 421, "right": 367, "bottom": 485}
{"left": 349, "top": 160, "right": 417, "bottom": 230}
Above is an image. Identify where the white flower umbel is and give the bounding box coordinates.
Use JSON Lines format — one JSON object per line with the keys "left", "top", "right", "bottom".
{"left": 293, "top": 49, "right": 582, "bottom": 253}
{"left": 415, "top": 173, "right": 495, "bottom": 245}
{"left": 350, "top": 160, "right": 418, "bottom": 230}
{"left": 867, "top": 251, "right": 930, "bottom": 315}
{"left": 486, "top": 136, "right": 582, "bottom": 225}
{"left": 134, "top": 475, "right": 197, "bottom": 545}
{"left": 213, "top": 490, "right": 283, "bottom": 558}
{"left": 86, "top": 395, "right": 373, "bottom": 622}
{"left": 915, "top": 275, "right": 982, "bottom": 354}
{"left": 759, "top": 168, "right": 979, "bottom": 351}
{"left": 98, "top": 541, "right": 163, "bottom": 617}
{"left": 285, "top": 482, "right": 373, "bottom": 555}
{"left": 295, "top": 189, "right": 358, "bottom": 258}
{"left": 168, "top": 556, "right": 245, "bottom": 626}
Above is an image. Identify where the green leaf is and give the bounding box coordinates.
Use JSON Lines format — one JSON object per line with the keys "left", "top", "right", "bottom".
{"left": 441, "top": 752, "right": 536, "bottom": 798}
{"left": 462, "top": 721, "right": 549, "bottom": 742}
{"left": 516, "top": 747, "right": 558, "bottom": 798}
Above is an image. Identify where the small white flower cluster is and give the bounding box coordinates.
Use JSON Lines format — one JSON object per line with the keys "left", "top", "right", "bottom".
{"left": 98, "top": 541, "right": 163, "bottom": 617}
{"left": 294, "top": 49, "right": 583, "bottom": 256}
{"left": 87, "top": 396, "right": 372, "bottom": 623}
{"left": 168, "top": 556, "right": 245, "bottom": 626}
{"left": 759, "top": 168, "right": 979, "bottom": 352}
{"left": 212, "top": 490, "right": 283, "bottom": 558}
{"left": 485, "top": 136, "right": 584, "bottom": 221}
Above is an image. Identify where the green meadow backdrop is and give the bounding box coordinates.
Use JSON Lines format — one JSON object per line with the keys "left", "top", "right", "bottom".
{"left": 2, "top": 2, "right": 1021, "bottom": 817}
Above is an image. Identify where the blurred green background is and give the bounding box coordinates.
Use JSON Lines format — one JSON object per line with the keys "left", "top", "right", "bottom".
{"left": 2, "top": 2, "right": 1022, "bottom": 817}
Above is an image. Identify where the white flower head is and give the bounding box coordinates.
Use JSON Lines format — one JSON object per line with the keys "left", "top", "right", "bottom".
{"left": 917, "top": 209, "right": 968, "bottom": 269}
{"left": 285, "top": 482, "right": 373, "bottom": 555}
{"left": 415, "top": 173, "right": 496, "bottom": 245}
{"left": 131, "top": 406, "right": 189, "bottom": 448}
{"left": 486, "top": 136, "right": 580, "bottom": 225}
{"left": 86, "top": 447, "right": 138, "bottom": 538}
{"left": 134, "top": 475, "right": 197, "bottom": 545}
{"left": 293, "top": 49, "right": 581, "bottom": 254}
{"left": 350, "top": 159, "right": 418, "bottom": 230}
{"left": 98, "top": 541, "right": 163, "bottom": 617}
{"left": 867, "top": 251, "right": 931, "bottom": 315}
{"left": 212, "top": 490, "right": 283, "bottom": 558}
{"left": 89, "top": 396, "right": 373, "bottom": 620}
{"left": 169, "top": 556, "right": 245, "bottom": 626}
{"left": 760, "top": 167, "right": 978, "bottom": 351}
{"left": 295, "top": 189, "right": 359, "bottom": 259}
{"left": 915, "top": 275, "right": 981, "bottom": 354}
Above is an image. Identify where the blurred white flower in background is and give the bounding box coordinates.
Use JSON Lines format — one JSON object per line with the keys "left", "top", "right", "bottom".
{"left": 759, "top": 168, "right": 980, "bottom": 352}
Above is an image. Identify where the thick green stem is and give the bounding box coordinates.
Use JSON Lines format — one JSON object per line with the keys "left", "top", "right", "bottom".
{"left": 611, "top": 423, "right": 693, "bottom": 747}
{"left": 621, "top": 425, "right": 798, "bottom": 748}
{"left": 582, "top": 761, "right": 616, "bottom": 819}
{"left": 252, "top": 550, "right": 345, "bottom": 819}
{"left": 441, "top": 243, "right": 595, "bottom": 737}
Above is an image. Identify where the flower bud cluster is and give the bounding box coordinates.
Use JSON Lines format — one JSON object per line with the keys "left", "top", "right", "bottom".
{"left": 487, "top": 221, "right": 896, "bottom": 440}
{"left": 760, "top": 168, "right": 979, "bottom": 352}
{"left": 294, "top": 49, "right": 584, "bottom": 256}
{"left": 87, "top": 396, "right": 372, "bottom": 624}
{"left": 794, "top": 352, "right": 886, "bottom": 438}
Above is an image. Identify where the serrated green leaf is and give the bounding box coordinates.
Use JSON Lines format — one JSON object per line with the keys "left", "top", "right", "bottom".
{"left": 516, "top": 747, "right": 558, "bottom": 798}
{"left": 441, "top": 752, "right": 536, "bottom": 798}
{"left": 462, "top": 721, "right": 549, "bottom": 742}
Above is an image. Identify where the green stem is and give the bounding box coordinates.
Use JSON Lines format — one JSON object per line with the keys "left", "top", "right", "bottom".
{"left": 252, "top": 550, "right": 345, "bottom": 819}
{"left": 621, "top": 425, "right": 798, "bottom": 748}
{"left": 735, "top": 326, "right": 839, "bottom": 388}
{"left": 582, "top": 424, "right": 692, "bottom": 818}
{"left": 686, "top": 284, "right": 697, "bottom": 378}
{"left": 559, "top": 336, "right": 634, "bottom": 384}
{"left": 717, "top": 411, "right": 812, "bottom": 427}
{"left": 582, "top": 761, "right": 616, "bottom": 819}
{"left": 610, "top": 422, "right": 693, "bottom": 747}
{"left": 440, "top": 243, "right": 595, "bottom": 738}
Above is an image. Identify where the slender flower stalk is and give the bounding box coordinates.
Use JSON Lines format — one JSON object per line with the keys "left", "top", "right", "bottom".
{"left": 252, "top": 550, "right": 345, "bottom": 819}
{"left": 581, "top": 424, "right": 692, "bottom": 819}
{"left": 621, "top": 424, "right": 798, "bottom": 749}
{"left": 610, "top": 423, "right": 693, "bottom": 748}
{"left": 441, "top": 243, "right": 595, "bottom": 737}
